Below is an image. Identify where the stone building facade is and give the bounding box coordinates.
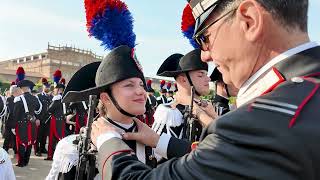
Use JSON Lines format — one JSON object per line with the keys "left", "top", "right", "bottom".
{"left": 0, "top": 43, "right": 103, "bottom": 83}
{"left": 0, "top": 43, "right": 172, "bottom": 91}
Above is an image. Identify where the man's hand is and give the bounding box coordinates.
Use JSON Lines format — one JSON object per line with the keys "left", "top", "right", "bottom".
{"left": 196, "top": 101, "right": 217, "bottom": 118}
{"left": 122, "top": 118, "right": 160, "bottom": 148}
{"left": 91, "top": 117, "right": 121, "bottom": 146}
{"left": 193, "top": 103, "right": 218, "bottom": 127}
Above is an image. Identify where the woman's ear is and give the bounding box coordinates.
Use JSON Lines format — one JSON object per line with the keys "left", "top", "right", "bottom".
{"left": 100, "top": 92, "right": 110, "bottom": 104}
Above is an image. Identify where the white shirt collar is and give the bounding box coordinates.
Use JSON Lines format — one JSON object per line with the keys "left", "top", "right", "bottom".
{"left": 238, "top": 41, "right": 319, "bottom": 98}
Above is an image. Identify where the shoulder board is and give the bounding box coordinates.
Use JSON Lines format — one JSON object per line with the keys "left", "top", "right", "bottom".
{"left": 250, "top": 77, "right": 319, "bottom": 127}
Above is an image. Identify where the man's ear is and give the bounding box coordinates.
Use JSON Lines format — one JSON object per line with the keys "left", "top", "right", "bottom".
{"left": 237, "top": 0, "right": 264, "bottom": 42}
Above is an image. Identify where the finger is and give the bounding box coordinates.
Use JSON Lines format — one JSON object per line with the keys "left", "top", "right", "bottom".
{"left": 122, "top": 132, "right": 140, "bottom": 141}
{"left": 133, "top": 118, "right": 145, "bottom": 129}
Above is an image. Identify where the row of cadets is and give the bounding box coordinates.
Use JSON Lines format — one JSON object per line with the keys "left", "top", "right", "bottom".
{"left": 156, "top": 80, "right": 168, "bottom": 105}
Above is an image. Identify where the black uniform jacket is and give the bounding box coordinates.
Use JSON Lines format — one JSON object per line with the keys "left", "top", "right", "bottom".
{"left": 69, "top": 102, "right": 87, "bottom": 132}
{"left": 37, "top": 92, "right": 53, "bottom": 123}
{"left": 5, "top": 96, "right": 15, "bottom": 129}
{"left": 48, "top": 94, "right": 65, "bottom": 138}
{"left": 98, "top": 46, "right": 320, "bottom": 180}
{"left": 13, "top": 92, "right": 41, "bottom": 145}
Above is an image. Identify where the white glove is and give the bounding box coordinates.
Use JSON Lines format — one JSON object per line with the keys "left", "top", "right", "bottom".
{"left": 11, "top": 129, "right": 16, "bottom": 135}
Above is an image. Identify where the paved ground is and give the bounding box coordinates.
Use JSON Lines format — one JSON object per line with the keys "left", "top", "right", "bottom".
{"left": 0, "top": 132, "right": 52, "bottom": 180}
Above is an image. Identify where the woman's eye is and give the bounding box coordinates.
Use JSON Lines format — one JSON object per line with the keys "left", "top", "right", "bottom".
{"left": 124, "top": 84, "right": 134, "bottom": 87}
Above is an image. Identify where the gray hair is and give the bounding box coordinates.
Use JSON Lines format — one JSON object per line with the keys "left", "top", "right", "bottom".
{"left": 9, "top": 85, "right": 19, "bottom": 95}
{"left": 216, "top": 0, "right": 309, "bottom": 32}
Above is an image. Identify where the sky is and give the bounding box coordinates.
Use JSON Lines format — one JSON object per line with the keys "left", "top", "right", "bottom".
{"left": 0, "top": 0, "right": 319, "bottom": 78}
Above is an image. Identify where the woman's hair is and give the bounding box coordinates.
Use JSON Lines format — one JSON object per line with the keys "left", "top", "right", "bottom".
{"left": 97, "top": 99, "right": 107, "bottom": 117}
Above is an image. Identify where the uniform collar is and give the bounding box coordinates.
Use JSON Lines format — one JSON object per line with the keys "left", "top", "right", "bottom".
{"left": 238, "top": 41, "right": 319, "bottom": 99}
{"left": 104, "top": 117, "right": 136, "bottom": 132}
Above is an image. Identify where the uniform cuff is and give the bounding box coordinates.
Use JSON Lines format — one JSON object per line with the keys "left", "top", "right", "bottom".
{"left": 97, "top": 132, "right": 122, "bottom": 150}
{"left": 154, "top": 133, "right": 171, "bottom": 159}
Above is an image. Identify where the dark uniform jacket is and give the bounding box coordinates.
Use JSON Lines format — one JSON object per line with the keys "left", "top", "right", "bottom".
{"left": 0, "top": 96, "right": 6, "bottom": 136}
{"left": 69, "top": 102, "right": 88, "bottom": 133}
{"left": 37, "top": 92, "right": 53, "bottom": 123}
{"left": 48, "top": 94, "right": 65, "bottom": 139}
{"left": 5, "top": 96, "right": 15, "bottom": 129}
{"left": 13, "top": 92, "right": 41, "bottom": 146}
{"left": 98, "top": 46, "right": 320, "bottom": 180}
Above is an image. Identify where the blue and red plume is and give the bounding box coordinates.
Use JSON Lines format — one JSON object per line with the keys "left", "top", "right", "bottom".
{"left": 160, "top": 80, "right": 166, "bottom": 89}
{"left": 146, "top": 79, "right": 152, "bottom": 91}
{"left": 16, "top": 66, "right": 25, "bottom": 82}
{"left": 181, "top": 4, "right": 199, "bottom": 48}
{"left": 53, "top": 69, "right": 62, "bottom": 84}
{"left": 85, "top": 0, "right": 136, "bottom": 50}
{"left": 166, "top": 82, "right": 172, "bottom": 90}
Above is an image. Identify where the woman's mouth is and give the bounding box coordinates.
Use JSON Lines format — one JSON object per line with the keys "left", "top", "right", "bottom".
{"left": 133, "top": 98, "right": 145, "bottom": 104}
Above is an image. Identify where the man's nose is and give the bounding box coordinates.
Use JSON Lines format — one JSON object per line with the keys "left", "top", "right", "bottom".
{"left": 201, "top": 50, "right": 212, "bottom": 62}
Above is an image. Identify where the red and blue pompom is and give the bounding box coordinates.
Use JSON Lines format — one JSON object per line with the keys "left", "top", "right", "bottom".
{"left": 160, "top": 80, "right": 166, "bottom": 89}
{"left": 146, "top": 79, "right": 152, "bottom": 91}
{"left": 53, "top": 69, "right": 62, "bottom": 84}
{"left": 166, "top": 82, "right": 172, "bottom": 90}
{"left": 85, "top": 0, "right": 136, "bottom": 50}
{"left": 181, "top": 4, "right": 199, "bottom": 49}
{"left": 16, "top": 66, "right": 25, "bottom": 82}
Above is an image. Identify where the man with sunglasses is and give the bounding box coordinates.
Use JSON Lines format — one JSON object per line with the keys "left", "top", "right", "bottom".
{"left": 93, "top": 1, "right": 320, "bottom": 179}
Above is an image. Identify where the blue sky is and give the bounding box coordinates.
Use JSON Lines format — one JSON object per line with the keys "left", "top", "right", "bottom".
{"left": 0, "top": 0, "right": 319, "bottom": 78}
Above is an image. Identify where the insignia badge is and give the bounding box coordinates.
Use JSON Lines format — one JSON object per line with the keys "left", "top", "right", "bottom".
{"left": 0, "top": 159, "right": 5, "bottom": 164}
{"left": 131, "top": 48, "right": 143, "bottom": 73}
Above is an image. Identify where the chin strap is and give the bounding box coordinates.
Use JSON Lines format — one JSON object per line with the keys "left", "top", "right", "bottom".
{"left": 106, "top": 88, "right": 136, "bottom": 117}
{"left": 185, "top": 72, "right": 201, "bottom": 96}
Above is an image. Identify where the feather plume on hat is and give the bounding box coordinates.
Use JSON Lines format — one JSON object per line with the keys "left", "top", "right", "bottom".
{"left": 16, "top": 67, "right": 25, "bottom": 82}
{"left": 181, "top": 4, "right": 199, "bottom": 48}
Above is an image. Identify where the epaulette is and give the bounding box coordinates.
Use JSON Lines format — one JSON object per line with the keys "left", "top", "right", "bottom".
{"left": 249, "top": 76, "right": 320, "bottom": 128}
